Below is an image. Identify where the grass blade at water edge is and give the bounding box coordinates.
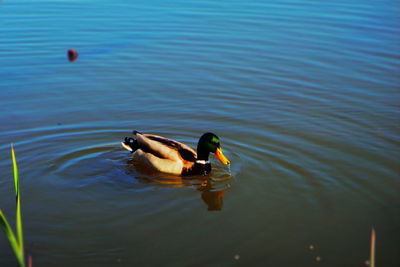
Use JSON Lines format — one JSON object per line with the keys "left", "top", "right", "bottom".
{"left": 370, "top": 228, "right": 376, "bottom": 267}
{"left": 12, "top": 144, "right": 25, "bottom": 262}
{"left": 11, "top": 144, "right": 20, "bottom": 201}
{"left": 0, "top": 210, "right": 24, "bottom": 266}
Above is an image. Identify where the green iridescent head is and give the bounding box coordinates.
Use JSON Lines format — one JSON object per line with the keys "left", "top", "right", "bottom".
{"left": 197, "top": 133, "right": 230, "bottom": 164}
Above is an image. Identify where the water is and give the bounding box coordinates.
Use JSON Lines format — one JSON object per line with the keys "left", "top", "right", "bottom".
{"left": 1, "top": 0, "right": 399, "bottom": 266}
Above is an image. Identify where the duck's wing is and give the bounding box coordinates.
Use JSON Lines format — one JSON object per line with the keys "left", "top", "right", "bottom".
{"left": 133, "top": 149, "right": 184, "bottom": 175}
{"left": 135, "top": 132, "right": 197, "bottom": 162}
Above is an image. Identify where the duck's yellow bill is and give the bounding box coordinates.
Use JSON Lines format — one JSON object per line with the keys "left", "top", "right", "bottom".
{"left": 215, "top": 147, "right": 230, "bottom": 165}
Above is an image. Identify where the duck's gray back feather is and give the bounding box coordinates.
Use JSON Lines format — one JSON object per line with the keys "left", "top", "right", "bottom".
{"left": 135, "top": 132, "right": 197, "bottom": 162}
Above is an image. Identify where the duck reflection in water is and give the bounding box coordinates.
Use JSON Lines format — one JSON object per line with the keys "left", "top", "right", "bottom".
{"left": 125, "top": 159, "right": 229, "bottom": 211}
{"left": 198, "top": 178, "right": 225, "bottom": 211}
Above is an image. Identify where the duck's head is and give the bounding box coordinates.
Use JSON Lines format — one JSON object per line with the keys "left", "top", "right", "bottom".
{"left": 197, "top": 133, "right": 230, "bottom": 165}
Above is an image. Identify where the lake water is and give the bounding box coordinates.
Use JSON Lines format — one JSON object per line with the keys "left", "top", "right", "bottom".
{"left": 0, "top": 0, "right": 399, "bottom": 266}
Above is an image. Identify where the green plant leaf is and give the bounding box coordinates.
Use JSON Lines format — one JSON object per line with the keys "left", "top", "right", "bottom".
{"left": 11, "top": 144, "right": 25, "bottom": 266}
{"left": 0, "top": 210, "right": 24, "bottom": 266}
{"left": 16, "top": 195, "right": 24, "bottom": 262}
{"left": 11, "top": 144, "right": 19, "bottom": 199}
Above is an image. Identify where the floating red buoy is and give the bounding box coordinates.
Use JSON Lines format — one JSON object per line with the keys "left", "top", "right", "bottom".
{"left": 67, "top": 49, "right": 78, "bottom": 62}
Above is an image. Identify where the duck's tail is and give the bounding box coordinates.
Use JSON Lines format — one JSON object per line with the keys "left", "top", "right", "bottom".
{"left": 121, "top": 136, "right": 139, "bottom": 153}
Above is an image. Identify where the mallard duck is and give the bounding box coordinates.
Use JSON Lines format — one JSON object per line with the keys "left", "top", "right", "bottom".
{"left": 121, "top": 131, "right": 230, "bottom": 176}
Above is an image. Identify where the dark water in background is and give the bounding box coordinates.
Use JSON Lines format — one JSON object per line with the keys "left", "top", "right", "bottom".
{"left": 0, "top": 0, "right": 399, "bottom": 266}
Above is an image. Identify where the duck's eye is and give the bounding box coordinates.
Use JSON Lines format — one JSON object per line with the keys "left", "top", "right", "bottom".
{"left": 211, "top": 136, "right": 219, "bottom": 144}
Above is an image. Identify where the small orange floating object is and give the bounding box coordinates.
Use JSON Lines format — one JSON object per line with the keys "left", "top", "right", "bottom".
{"left": 67, "top": 49, "right": 78, "bottom": 62}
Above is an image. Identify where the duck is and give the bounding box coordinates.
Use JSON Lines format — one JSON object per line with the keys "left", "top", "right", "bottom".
{"left": 121, "top": 131, "right": 230, "bottom": 176}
